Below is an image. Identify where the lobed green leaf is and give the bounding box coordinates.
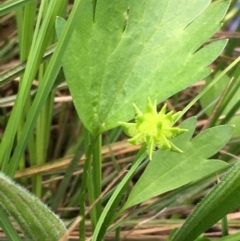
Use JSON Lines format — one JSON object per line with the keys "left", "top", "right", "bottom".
{"left": 123, "top": 117, "right": 233, "bottom": 209}
{"left": 63, "top": 0, "right": 229, "bottom": 135}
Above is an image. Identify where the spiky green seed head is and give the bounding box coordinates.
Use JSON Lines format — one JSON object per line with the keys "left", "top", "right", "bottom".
{"left": 119, "top": 98, "right": 188, "bottom": 160}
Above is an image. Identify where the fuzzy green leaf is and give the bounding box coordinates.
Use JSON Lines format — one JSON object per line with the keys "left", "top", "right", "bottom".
{"left": 172, "top": 161, "right": 240, "bottom": 241}
{"left": 0, "top": 173, "right": 66, "bottom": 241}
{"left": 123, "top": 117, "right": 233, "bottom": 209}
{"left": 62, "top": 0, "right": 229, "bottom": 135}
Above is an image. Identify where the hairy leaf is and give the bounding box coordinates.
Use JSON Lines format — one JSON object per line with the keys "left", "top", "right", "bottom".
{"left": 0, "top": 173, "right": 66, "bottom": 241}
{"left": 171, "top": 161, "right": 240, "bottom": 241}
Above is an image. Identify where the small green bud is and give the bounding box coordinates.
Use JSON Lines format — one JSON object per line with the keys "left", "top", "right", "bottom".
{"left": 119, "top": 98, "right": 188, "bottom": 160}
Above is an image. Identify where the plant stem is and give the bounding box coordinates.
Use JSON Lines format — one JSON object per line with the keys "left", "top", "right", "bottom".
{"left": 221, "top": 215, "right": 229, "bottom": 236}
{"left": 91, "top": 145, "right": 147, "bottom": 241}
{"left": 92, "top": 134, "right": 102, "bottom": 219}
{"left": 79, "top": 129, "right": 97, "bottom": 241}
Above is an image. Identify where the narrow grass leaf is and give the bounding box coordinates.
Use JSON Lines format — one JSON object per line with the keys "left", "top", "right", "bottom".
{"left": 0, "top": 0, "right": 36, "bottom": 16}
{"left": 200, "top": 70, "right": 240, "bottom": 136}
{"left": 5, "top": 0, "right": 84, "bottom": 177}
{"left": 0, "top": 45, "right": 55, "bottom": 87}
{"left": 0, "top": 0, "right": 66, "bottom": 172}
{"left": 0, "top": 207, "right": 22, "bottom": 241}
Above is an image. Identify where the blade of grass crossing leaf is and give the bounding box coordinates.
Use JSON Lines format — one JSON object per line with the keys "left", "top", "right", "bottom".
{"left": 91, "top": 146, "right": 147, "bottom": 241}
{"left": 176, "top": 55, "right": 240, "bottom": 123}
{"left": 217, "top": 66, "right": 240, "bottom": 125}
{"left": 5, "top": 0, "right": 84, "bottom": 177}
{"left": 109, "top": 165, "right": 232, "bottom": 233}
{"left": 203, "top": 76, "right": 233, "bottom": 129}
{"left": 172, "top": 160, "right": 240, "bottom": 241}
{"left": 220, "top": 99, "right": 240, "bottom": 125}
{"left": 198, "top": 65, "right": 240, "bottom": 135}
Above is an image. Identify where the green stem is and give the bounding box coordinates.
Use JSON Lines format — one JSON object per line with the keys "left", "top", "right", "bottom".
{"left": 91, "top": 145, "right": 147, "bottom": 241}
{"left": 88, "top": 156, "right": 97, "bottom": 228}
{"left": 221, "top": 215, "right": 229, "bottom": 236}
{"left": 34, "top": 65, "right": 55, "bottom": 197}
{"left": 79, "top": 129, "right": 97, "bottom": 241}
{"left": 16, "top": 0, "right": 36, "bottom": 181}
{"left": 85, "top": 133, "right": 102, "bottom": 230}
{"left": 92, "top": 134, "right": 102, "bottom": 219}
{"left": 115, "top": 226, "right": 121, "bottom": 241}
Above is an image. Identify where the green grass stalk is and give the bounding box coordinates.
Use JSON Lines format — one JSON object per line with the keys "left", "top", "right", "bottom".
{"left": 92, "top": 134, "right": 102, "bottom": 219}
